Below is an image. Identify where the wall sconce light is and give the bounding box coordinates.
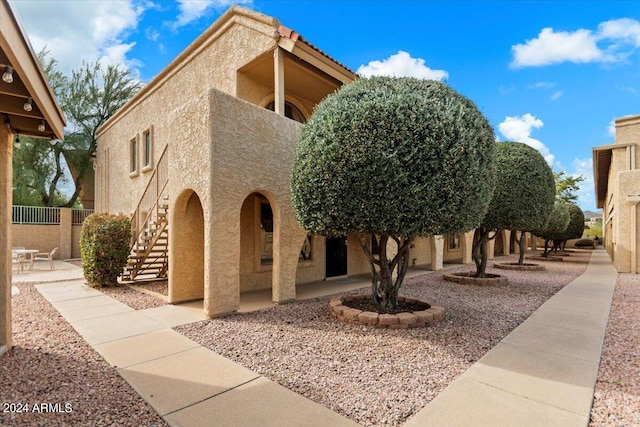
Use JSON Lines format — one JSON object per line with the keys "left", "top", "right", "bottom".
{"left": 14, "top": 135, "right": 20, "bottom": 148}
{"left": 2, "top": 66, "right": 13, "bottom": 84}
{"left": 38, "top": 119, "right": 46, "bottom": 132}
{"left": 23, "top": 97, "right": 33, "bottom": 112}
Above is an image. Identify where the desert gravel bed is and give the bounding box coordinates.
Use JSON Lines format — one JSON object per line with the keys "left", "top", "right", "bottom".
{"left": 99, "top": 284, "right": 167, "bottom": 310}
{"left": 1, "top": 281, "right": 167, "bottom": 427}
{"left": 176, "top": 252, "right": 590, "bottom": 427}
{"left": 589, "top": 273, "right": 640, "bottom": 426}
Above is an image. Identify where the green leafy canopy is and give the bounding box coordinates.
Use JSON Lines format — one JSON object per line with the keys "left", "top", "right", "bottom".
{"left": 482, "top": 142, "right": 555, "bottom": 232}
{"left": 291, "top": 76, "right": 496, "bottom": 238}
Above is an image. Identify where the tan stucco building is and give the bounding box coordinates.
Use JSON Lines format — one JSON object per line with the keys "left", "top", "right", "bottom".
{"left": 593, "top": 114, "right": 640, "bottom": 273}
{"left": 1, "top": 0, "right": 66, "bottom": 355}
{"left": 96, "top": 6, "right": 527, "bottom": 317}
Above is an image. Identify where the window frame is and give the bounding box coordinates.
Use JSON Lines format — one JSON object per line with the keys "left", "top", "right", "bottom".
{"left": 141, "top": 126, "right": 154, "bottom": 173}
{"left": 129, "top": 136, "right": 139, "bottom": 178}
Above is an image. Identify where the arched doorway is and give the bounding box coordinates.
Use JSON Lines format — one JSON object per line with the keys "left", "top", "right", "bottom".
{"left": 239, "top": 192, "right": 276, "bottom": 292}
{"left": 169, "top": 190, "right": 204, "bottom": 303}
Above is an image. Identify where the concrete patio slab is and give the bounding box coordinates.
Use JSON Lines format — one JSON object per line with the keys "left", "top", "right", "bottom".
{"left": 94, "top": 329, "right": 201, "bottom": 369}
{"left": 54, "top": 294, "right": 124, "bottom": 313}
{"left": 58, "top": 301, "right": 133, "bottom": 323}
{"left": 502, "top": 317, "right": 606, "bottom": 363}
{"left": 139, "top": 304, "right": 209, "bottom": 328}
{"left": 69, "top": 310, "right": 164, "bottom": 345}
{"left": 528, "top": 305, "right": 610, "bottom": 333}
{"left": 117, "top": 346, "right": 259, "bottom": 416}
{"left": 405, "top": 377, "right": 588, "bottom": 427}
{"left": 164, "top": 376, "right": 361, "bottom": 427}
{"left": 36, "top": 283, "right": 102, "bottom": 302}
{"left": 464, "top": 342, "right": 599, "bottom": 415}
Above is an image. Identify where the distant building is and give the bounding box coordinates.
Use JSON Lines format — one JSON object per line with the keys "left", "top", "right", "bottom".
{"left": 593, "top": 114, "right": 640, "bottom": 273}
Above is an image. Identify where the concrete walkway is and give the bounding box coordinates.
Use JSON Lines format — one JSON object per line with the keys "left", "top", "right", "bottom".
{"left": 405, "top": 249, "right": 617, "bottom": 426}
{"left": 29, "top": 252, "right": 617, "bottom": 426}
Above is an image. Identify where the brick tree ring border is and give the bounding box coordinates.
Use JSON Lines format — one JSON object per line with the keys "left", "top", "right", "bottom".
{"left": 443, "top": 271, "right": 509, "bottom": 285}
{"left": 493, "top": 262, "right": 546, "bottom": 271}
{"left": 330, "top": 295, "right": 445, "bottom": 329}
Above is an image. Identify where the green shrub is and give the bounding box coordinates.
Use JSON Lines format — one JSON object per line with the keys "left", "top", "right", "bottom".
{"left": 80, "top": 213, "right": 131, "bottom": 287}
{"left": 574, "top": 238, "right": 595, "bottom": 248}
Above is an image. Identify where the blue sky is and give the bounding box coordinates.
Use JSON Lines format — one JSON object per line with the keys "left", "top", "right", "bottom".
{"left": 12, "top": 0, "right": 640, "bottom": 211}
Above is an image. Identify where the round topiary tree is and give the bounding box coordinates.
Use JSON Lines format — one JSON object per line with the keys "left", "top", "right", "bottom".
{"left": 291, "top": 76, "right": 496, "bottom": 310}
{"left": 474, "top": 142, "right": 555, "bottom": 272}
{"left": 535, "top": 200, "right": 571, "bottom": 256}
{"left": 554, "top": 202, "right": 585, "bottom": 250}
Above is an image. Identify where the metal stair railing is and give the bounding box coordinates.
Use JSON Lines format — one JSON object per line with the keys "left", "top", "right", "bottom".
{"left": 125, "top": 144, "right": 169, "bottom": 281}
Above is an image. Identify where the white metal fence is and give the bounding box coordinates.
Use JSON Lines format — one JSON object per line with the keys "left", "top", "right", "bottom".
{"left": 12, "top": 206, "right": 94, "bottom": 225}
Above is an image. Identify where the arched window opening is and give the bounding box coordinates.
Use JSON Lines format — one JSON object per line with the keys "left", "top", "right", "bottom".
{"left": 265, "top": 100, "right": 307, "bottom": 124}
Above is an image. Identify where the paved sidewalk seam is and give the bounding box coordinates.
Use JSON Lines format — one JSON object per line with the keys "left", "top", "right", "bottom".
{"left": 161, "top": 376, "right": 263, "bottom": 417}
{"left": 467, "top": 376, "right": 590, "bottom": 417}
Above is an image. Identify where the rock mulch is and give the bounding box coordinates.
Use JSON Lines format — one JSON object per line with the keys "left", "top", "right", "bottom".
{"left": 589, "top": 273, "right": 640, "bottom": 426}
{"left": 1, "top": 281, "right": 167, "bottom": 427}
{"left": 176, "top": 253, "right": 590, "bottom": 427}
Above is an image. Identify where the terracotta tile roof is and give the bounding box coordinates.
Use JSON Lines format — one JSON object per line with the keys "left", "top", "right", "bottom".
{"left": 278, "top": 25, "right": 356, "bottom": 76}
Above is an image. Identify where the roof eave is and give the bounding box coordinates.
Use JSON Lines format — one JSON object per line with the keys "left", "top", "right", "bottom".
{"left": 1, "top": 0, "right": 65, "bottom": 139}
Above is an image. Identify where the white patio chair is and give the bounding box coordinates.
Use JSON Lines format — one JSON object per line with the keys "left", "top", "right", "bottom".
{"left": 33, "top": 247, "right": 58, "bottom": 270}
{"left": 11, "top": 248, "right": 26, "bottom": 273}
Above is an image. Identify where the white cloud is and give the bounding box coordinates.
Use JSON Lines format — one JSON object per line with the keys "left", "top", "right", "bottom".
{"left": 511, "top": 18, "right": 640, "bottom": 68}
{"left": 511, "top": 28, "right": 602, "bottom": 67}
{"left": 498, "top": 113, "right": 555, "bottom": 165}
{"left": 357, "top": 51, "right": 448, "bottom": 81}
{"left": 569, "top": 157, "right": 596, "bottom": 210}
{"left": 551, "top": 91, "right": 563, "bottom": 101}
{"left": 597, "top": 18, "right": 640, "bottom": 46}
{"left": 530, "top": 81, "right": 555, "bottom": 90}
{"left": 172, "top": 0, "right": 252, "bottom": 29}
{"left": 12, "top": 0, "right": 144, "bottom": 75}
{"left": 608, "top": 120, "right": 616, "bottom": 137}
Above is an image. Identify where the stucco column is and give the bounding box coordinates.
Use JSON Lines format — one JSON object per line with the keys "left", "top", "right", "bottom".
{"left": 501, "top": 230, "right": 511, "bottom": 256}
{"left": 271, "top": 207, "right": 306, "bottom": 303}
{"left": 461, "top": 230, "right": 474, "bottom": 264}
{"left": 59, "top": 208, "right": 72, "bottom": 260}
{"left": 273, "top": 47, "right": 285, "bottom": 116}
{"left": 0, "top": 125, "right": 13, "bottom": 354}
{"left": 628, "top": 195, "right": 640, "bottom": 274}
{"left": 530, "top": 233, "right": 538, "bottom": 250}
{"left": 430, "top": 235, "right": 444, "bottom": 271}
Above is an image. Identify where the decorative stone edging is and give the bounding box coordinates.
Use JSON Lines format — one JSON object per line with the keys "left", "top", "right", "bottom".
{"left": 443, "top": 271, "right": 508, "bottom": 285}
{"left": 527, "top": 255, "right": 563, "bottom": 262}
{"left": 493, "top": 262, "right": 545, "bottom": 271}
{"left": 330, "top": 295, "right": 444, "bottom": 329}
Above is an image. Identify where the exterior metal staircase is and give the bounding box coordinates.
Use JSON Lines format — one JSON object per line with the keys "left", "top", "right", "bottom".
{"left": 120, "top": 146, "right": 169, "bottom": 283}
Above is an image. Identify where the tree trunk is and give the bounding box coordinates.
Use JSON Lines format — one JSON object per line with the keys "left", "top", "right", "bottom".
{"left": 472, "top": 226, "right": 490, "bottom": 278}
{"left": 358, "top": 233, "right": 412, "bottom": 311}
{"left": 542, "top": 239, "right": 551, "bottom": 256}
{"left": 517, "top": 231, "right": 526, "bottom": 265}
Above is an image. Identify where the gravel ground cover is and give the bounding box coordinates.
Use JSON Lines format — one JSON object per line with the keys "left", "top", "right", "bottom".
{"left": 176, "top": 252, "right": 591, "bottom": 427}
{"left": 1, "top": 281, "right": 167, "bottom": 427}
{"left": 589, "top": 273, "right": 640, "bottom": 426}
{"left": 99, "top": 284, "right": 167, "bottom": 310}
{"left": 9, "top": 249, "right": 629, "bottom": 427}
